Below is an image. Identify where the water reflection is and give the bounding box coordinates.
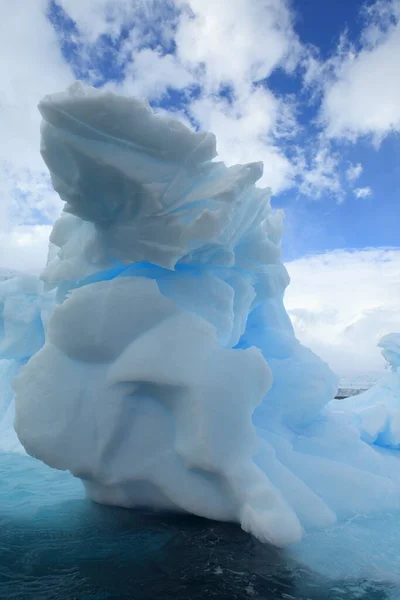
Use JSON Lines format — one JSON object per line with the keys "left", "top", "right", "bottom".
{"left": 0, "top": 453, "right": 396, "bottom": 599}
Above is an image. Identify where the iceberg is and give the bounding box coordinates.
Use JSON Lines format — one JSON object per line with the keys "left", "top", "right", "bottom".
{"left": 330, "top": 333, "right": 400, "bottom": 449}
{"left": 2, "top": 82, "right": 400, "bottom": 548}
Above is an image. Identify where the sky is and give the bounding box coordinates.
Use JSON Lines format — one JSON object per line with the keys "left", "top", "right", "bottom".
{"left": 0, "top": 0, "right": 399, "bottom": 376}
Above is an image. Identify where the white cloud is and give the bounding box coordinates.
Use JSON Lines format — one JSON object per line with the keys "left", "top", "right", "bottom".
{"left": 174, "top": 0, "right": 302, "bottom": 92}
{"left": 189, "top": 89, "right": 294, "bottom": 191}
{"left": 354, "top": 186, "right": 372, "bottom": 198}
{"left": 86, "top": 0, "right": 303, "bottom": 193}
{"left": 285, "top": 248, "right": 400, "bottom": 376}
{"left": 171, "top": 0, "right": 304, "bottom": 191}
{"left": 55, "top": 0, "right": 158, "bottom": 41}
{"left": 321, "top": 0, "right": 400, "bottom": 141}
{"left": 117, "top": 48, "right": 194, "bottom": 99}
{"left": 346, "top": 163, "right": 363, "bottom": 182}
{"left": 0, "top": 1, "right": 72, "bottom": 169}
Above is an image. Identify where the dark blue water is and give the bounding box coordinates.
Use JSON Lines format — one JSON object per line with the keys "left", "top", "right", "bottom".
{"left": 1, "top": 452, "right": 398, "bottom": 600}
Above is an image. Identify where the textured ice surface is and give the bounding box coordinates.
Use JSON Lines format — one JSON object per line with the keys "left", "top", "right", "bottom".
{"left": 2, "top": 82, "right": 400, "bottom": 548}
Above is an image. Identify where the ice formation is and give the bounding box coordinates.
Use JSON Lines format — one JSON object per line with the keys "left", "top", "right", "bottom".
{"left": 1, "top": 82, "right": 400, "bottom": 547}
{"left": 330, "top": 333, "right": 400, "bottom": 449}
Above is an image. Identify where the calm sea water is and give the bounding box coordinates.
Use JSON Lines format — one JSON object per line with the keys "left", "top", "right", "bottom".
{"left": 0, "top": 452, "right": 399, "bottom": 600}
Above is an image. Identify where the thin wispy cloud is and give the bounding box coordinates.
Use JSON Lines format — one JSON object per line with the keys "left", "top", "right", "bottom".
{"left": 321, "top": 0, "right": 400, "bottom": 141}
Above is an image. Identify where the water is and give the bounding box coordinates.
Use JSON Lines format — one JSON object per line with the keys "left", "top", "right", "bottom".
{"left": 1, "top": 452, "right": 399, "bottom": 600}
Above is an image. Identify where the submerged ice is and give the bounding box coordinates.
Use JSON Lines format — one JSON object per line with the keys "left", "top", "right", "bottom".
{"left": 1, "top": 82, "right": 400, "bottom": 547}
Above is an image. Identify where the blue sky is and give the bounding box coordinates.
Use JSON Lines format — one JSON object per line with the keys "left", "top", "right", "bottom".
{"left": 0, "top": 0, "right": 399, "bottom": 373}
{"left": 274, "top": 0, "right": 400, "bottom": 258}
{"left": 294, "top": 0, "right": 366, "bottom": 55}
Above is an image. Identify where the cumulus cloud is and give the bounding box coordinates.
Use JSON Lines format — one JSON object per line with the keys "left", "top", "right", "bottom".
{"left": 61, "top": 0, "right": 308, "bottom": 191}
{"left": 119, "top": 48, "right": 194, "bottom": 99}
{"left": 8, "top": 0, "right": 382, "bottom": 203}
{"left": 285, "top": 248, "right": 400, "bottom": 376}
{"left": 188, "top": 89, "right": 295, "bottom": 192}
{"left": 321, "top": 0, "right": 400, "bottom": 141}
{"left": 118, "top": 0, "right": 304, "bottom": 191}
{"left": 169, "top": 0, "right": 304, "bottom": 190}
{"left": 174, "top": 0, "right": 302, "bottom": 91}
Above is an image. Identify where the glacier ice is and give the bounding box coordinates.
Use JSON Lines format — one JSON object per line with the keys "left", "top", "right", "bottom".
{"left": 1, "top": 82, "right": 400, "bottom": 547}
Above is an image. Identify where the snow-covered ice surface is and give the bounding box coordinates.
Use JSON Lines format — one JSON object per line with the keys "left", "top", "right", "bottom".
{"left": 1, "top": 83, "right": 400, "bottom": 573}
